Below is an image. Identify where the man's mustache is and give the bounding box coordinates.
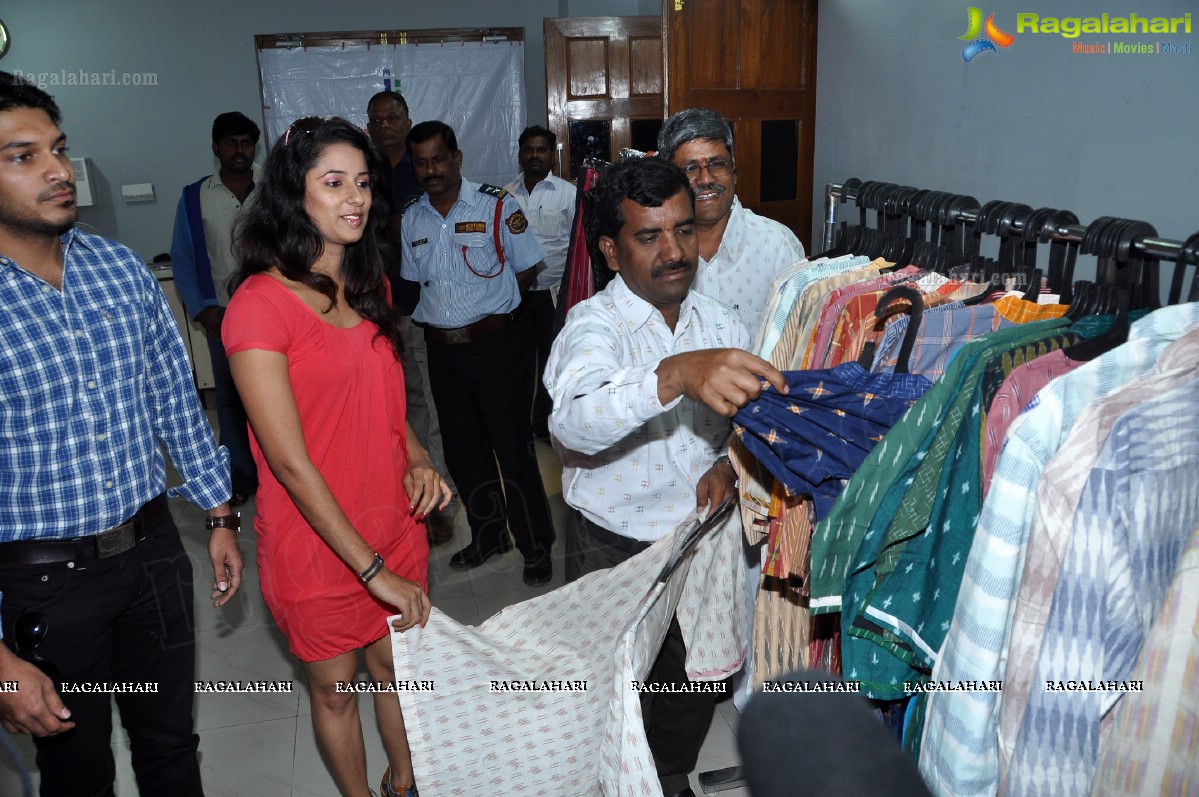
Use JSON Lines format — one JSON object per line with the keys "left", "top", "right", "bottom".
{"left": 650, "top": 259, "right": 692, "bottom": 278}
{"left": 40, "top": 182, "right": 76, "bottom": 200}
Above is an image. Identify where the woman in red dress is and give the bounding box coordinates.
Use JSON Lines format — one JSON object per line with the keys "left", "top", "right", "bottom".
{"left": 223, "top": 116, "right": 448, "bottom": 797}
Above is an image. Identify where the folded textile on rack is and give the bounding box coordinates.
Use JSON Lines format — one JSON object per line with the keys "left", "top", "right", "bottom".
{"left": 388, "top": 503, "right": 745, "bottom": 797}
{"left": 732, "top": 362, "right": 932, "bottom": 522}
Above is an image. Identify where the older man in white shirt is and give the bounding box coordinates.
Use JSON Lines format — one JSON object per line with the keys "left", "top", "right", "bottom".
{"left": 657, "top": 108, "right": 805, "bottom": 336}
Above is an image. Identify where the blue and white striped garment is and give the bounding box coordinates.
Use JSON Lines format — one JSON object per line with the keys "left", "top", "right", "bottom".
{"left": 919, "top": 301, "right": 1199, "bottom": 797}
{"left": 754, "top": 255, "right": 871, "bottom": 359}
{"left": 0, "top": 229, "right": 229, "bottom": 541}
{"left": 400, "top": 177, "right": 545, "bottom": 328}
{"left": 869, "top": 301, "right": 1014, "bottom": 378}
{"left": 1006, "top": 377, "right": 1199, "bottom": 796}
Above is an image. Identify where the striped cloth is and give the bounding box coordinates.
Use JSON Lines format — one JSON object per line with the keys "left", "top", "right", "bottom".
{"left": 1007, "top": 376, "right": 1199, "bottom": 795}
{"left": 996, "top": 326, "right": 1199, "bottom": 787}
{"left": 919, "top": 302, "right": 1199, "bottom": 797}
{"left": 1091, "top": 520, "right": 1199, "bottom": 797}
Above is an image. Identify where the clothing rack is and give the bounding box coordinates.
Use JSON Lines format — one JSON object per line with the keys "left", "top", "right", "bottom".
{"left": 822, "top": 181, "right": 1188, "bottom": 263}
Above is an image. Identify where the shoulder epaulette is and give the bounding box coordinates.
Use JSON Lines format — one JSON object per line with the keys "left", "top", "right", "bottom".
{"left": 399, "top": 195, "right": 421, "bottom": 214}
{"left": 478, "top": 184, "right": 509, "bottom": 201}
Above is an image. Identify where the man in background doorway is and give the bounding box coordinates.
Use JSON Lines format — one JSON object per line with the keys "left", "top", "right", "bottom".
{"left": 504, "top": 125, "right": 577, "bottom": 439}
{"left": 170, "top": 111, "right": 261, "bottom": 506}
{"left": 367, "top": 89, "right": 459, "bottom": 545}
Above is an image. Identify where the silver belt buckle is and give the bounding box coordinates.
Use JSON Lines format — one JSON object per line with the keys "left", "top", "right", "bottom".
{"left": 95, "top": 522, "right": 137, "bottom": 559}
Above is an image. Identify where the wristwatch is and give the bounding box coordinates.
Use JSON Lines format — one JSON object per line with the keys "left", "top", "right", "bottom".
{"left": 205, "top": 513, "right": 241, "bottom": 531}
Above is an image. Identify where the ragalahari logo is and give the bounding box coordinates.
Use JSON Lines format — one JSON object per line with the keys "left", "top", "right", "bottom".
{"left": 960, "top": 7, "right": 1015, "bottom": 61}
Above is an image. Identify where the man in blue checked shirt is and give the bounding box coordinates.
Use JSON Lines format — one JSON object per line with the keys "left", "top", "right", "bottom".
{"left": 0, "top": 72, "right": 242, "bottom": 796}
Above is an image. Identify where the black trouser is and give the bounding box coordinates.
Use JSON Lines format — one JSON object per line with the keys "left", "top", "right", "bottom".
{"left": 513, "top": 289, "right": 555, "bottom": 432}
{"left": 207, "top": 330, "right": 257, "bottom": 497}
{"left": 425, "top": 323, "right": 555, "bottom": 560}
{"left": 0, "top": 496, "right": 203, "bottom": 797}
{"left": 570, "top": 509, "right": 717, "bottom": 795}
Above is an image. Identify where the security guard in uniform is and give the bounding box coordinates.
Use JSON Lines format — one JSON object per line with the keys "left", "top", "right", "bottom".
{"left": 399, "top": 120, "right": 556, "bottom": 586}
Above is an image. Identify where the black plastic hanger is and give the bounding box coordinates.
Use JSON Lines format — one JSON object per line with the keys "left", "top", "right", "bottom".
{"left": 1019, "top": 269, "right": 1043, "bottom": 302}
{"left": 909, "top": 190, "right": 942, "bottom": 269}
{"left": 1039, "top": 209, "right": 1080, "bottom": 300}
{"left": 893, "top": 187, "right": 927, "bottom": 266}
{"left": 1062, "top": 288, "right": 1130, "bottom": 362}
{"left": 844, "top": 179, "right": 880, "bottom": 257}
{"left": 1189, "top": 233, "right": 1199, "bottom": 303}
{"left": 1113, "top": 220, "right": 1159, "bottom": 311}
{"left": 995, "top": 203, "right": 1034, "bottom": 276}
{"left": 967, "top": 200, "right": 1003, "bottom": 268}
{"left": 859, "top": 181, "right": 891, "bottom": 259}
{"left": 944, "top": 195, "right": 980, "bottom": 270}
{"left": 1171, "top": 231, "right": 1199, "bottom": 305}
{"left": 1018, "top": 207, "right": 1055, "bottom": 270}
{"left": 872, "top": 284, "right": 925, "bottom": 374}
{"left": 961, "top": 201, "right": 1010, "bottom": 305}
{"left": 1070, "top": 216, "right": 1119, "bottom": 320}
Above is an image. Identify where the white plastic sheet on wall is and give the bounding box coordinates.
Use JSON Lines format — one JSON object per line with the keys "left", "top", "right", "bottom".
{"left": 257, "top": 41, "right": 525, "bottom": 187}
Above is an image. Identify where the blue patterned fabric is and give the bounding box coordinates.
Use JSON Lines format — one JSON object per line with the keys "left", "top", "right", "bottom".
{"left": 1006, "top": 378, "right": 1199, "bottom": 796}
{"left": 733, "top": 363, "right": 931, "bottom": 520}
{"left": 0, "top": 229, "right": 230, "bottom": 540}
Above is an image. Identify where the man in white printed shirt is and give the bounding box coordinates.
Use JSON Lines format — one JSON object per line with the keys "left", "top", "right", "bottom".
{"left": 658, "top": 108, "right": 806, "bottom": 720}
{"left": 657, "top": 107, "right": 805, "bottom": 336}
{"left": 504, "top": 125, "right": 577, "bottom": 437}
{"left": 545, "top": 157, "right": 784, "bottom": 797}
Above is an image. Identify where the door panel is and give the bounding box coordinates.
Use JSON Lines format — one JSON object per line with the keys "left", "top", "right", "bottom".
{"left": 665, "top": 0, "right": 818, "bottom": 249}
{"left": 545, "top": 16, "right": 663, "bottom": 181}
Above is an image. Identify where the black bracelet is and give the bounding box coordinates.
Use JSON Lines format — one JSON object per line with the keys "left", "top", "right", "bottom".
{"left": 358, "top": 553, "right": 385, "bottom": 584}
{"left": 715, "top": 454, "right": 733, "bottom": 468}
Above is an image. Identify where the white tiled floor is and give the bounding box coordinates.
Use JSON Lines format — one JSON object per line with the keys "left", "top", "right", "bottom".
{"left": 0, "top": 436, "right": 748, "bottom": 796}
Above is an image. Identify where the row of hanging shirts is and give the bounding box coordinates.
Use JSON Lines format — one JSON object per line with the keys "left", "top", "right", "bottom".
{"left": 727, "top": 184, "right": 1199, "bottom": 797}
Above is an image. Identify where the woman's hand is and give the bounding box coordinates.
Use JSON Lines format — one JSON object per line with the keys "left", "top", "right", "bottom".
{"left": 366, "top": 569, "right": 433, "bottom": 632}
{"left": 403, "top": 459, "right": 452, "bottom": 520}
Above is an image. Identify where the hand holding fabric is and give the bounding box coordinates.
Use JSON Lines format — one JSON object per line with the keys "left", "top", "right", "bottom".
{"left": 696, "top": 456, "right": 738, "bottom": 511}
{"left": 372, "top": 572, "right": 432, "bottom": 633}
{"left": 657, "top": 348, "right": 787, "bottom": 417}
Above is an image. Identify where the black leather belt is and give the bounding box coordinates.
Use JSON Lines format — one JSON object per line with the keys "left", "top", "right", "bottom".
{"left": 423, "top": 313, "right": 512, "bottom": 345}
{"left": 572, "top": 509, "right": 652, "bottom": 557}
{"left": 0, "top": 494, "right": 168, "bottom": 566}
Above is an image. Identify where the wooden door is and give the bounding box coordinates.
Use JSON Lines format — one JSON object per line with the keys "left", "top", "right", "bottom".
{"left": 664, "top": 0, "right": 818, "bottom": 249}
{"left": 544, "top": 17, "right": 664, "bottom": 182}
